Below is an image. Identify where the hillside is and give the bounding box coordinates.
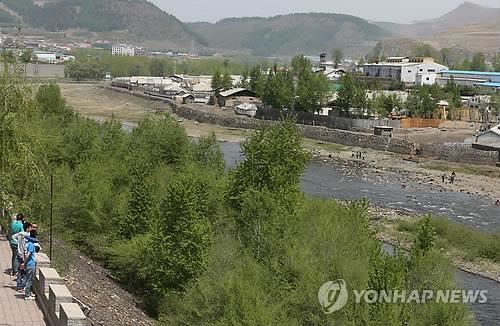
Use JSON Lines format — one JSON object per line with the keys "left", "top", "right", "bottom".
{"left": 188, "top": 13, "right": 391, "bottom": 56}
{"left": 376, "top": 2, "right": 500, "bottom": 38}
{"left": 0, "top": 0, "right": 206, "bottom": 48}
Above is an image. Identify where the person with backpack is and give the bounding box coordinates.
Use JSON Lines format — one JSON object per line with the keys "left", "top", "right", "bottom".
{"left": 9, "top": 213, "right": 25, "bottom": 276}
{"left": 11, "top": 222, "right": 38, "bottom": 291}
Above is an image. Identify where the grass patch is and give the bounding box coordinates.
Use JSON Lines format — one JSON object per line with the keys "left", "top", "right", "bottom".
{"left": 395, "top": 217, "right": 500, "bottom": 263}
{"left": 422, "top": 162, "right": 500, "bottom": 178}
{"left": 303, "top": 139, "right": 347, "bottom": 153}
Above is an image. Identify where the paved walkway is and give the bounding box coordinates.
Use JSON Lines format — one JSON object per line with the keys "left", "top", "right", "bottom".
{"left": 0, "top": 235, "right": 47, "bottom": 326}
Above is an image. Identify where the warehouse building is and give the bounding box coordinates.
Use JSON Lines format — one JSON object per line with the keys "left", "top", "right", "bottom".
{"left": 363, "top": 57, "right": 448, "bottom": 86}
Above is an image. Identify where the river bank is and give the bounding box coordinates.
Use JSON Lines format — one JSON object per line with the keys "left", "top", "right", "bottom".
{"left": 309, "top": 145, "right": 500, "bottom": 203}
{"left": 60, "top": 82, "right": 500, "bottom": 284}
{"left": 369, "top": 207, "right": 500, "bottom": 284}
{"left": 60, "top": 83, "right": 500, "bottom": 201}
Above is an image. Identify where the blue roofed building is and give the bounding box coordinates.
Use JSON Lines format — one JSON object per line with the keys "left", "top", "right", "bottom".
{"left": 437, "top": 70, "right": 500, "bottom": 90}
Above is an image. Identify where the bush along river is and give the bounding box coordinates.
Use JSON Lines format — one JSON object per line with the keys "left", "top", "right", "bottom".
{"left": 116, "top": 121, "right": 499, "bottom": 324}
{"left": 221, "top": 141, "right": 500, "bottom": 325}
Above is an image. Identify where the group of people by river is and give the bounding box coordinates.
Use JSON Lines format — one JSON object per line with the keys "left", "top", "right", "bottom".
{"left": 5, "top": 212, "right": 41, "bottom": 300}
{"left": 442, "top": 171, "right": 457, "bottom": 184}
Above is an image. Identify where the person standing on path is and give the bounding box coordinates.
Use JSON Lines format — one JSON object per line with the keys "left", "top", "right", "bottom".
{"left": 22, "top": 229, "right": 37, "bottom": 300}
{"left": 9, "top": 213, "right": 24, "bottom": 276}
{"left": 12, "top": 223, "right": 38, "bottom": 291}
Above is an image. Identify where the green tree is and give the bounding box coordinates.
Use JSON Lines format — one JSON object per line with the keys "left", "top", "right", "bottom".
{"left": 488, "top": 94, "right": 500, "bottom": 118}
{"left": 65, "top": 62, "right": 83, "bottom": 81}
{"left": 258, "top": 65, "right": 294, "bottom": 109}
{"left": 405, "top": 87, "right": 438, "bottom": 118}
{"left": 291, "top": 55, "right": 330, "bottom": 112}
{"left": 470, "top": 52, "right": 487, "bottom": 71}
{"left": 128, "top": 63, "right": 144, "bottom": 76}
{"left": 249, "top": 65, "right": 261, "bottom": 92}
{"left": 193, "top": 132, "right": 224, "bottom": 174}
{"left": 150, "top": 58, "right": 165, "bottom": 77}
{"left": 413, "top": 215, "right": 436, "bottom": 255}
{"left": 331, "top": 48, "right": 343, "bottom": 68}
{"left": 221, "top": 71, "right": 232, "bottom": 90}
{"left": 226, "top": 119, "right": 310, "bottom": 212}
{"left": 129, "top": 115, "right": 190, "bottom": 168}
{"left": 211, "top": 70, "right": 222, "bottom": 93}
{"left": 492, "top": 54, "right": 500, "bottom": 72}
{"left": 239, "top": 68, "right": 249, "bottom": 88}
{"left": 146, "top": 174, "right": 212, "bottom": 294}
{"left": 36, "top": 83, "right": 69, "bottom": 117}
{"left": 335, "top": 73, "right": 357, "bottom": 113}
{"left": 119, "top": 168, "right": 153, "bottom": 240}
{"left": 20, "top": 49, "right": 33, "bottom": 63}
{"left": 374, "top": 93, "right": 403, "bottom": 117}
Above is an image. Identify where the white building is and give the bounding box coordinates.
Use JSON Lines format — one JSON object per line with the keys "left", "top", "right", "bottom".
{"left": 363, "top": 57, "right": 448, "bottom": 86}
{"left": 33, "top": 51, "right": 57, "bottom": 64}
{"left": 111, "top": 44, "right": 135, "bottom": 56}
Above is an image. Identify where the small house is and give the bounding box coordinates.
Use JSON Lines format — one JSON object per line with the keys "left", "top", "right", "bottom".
{"left": 374, "top": 126, "right": 394, "bottom": 137}
{"left": 192, "top": 83, "right": 213, "bottom": 104}
{"left": 217, "top": 88, "right": 258, "bottom": 107}
{"left": 175, "top": 93, "right": 195, "bottom": 104}
{"left": 474, "top": 124, "right": 500, "bottom": 149}
{"left": 473, "top": 124, "right": 500, "bottom": 166}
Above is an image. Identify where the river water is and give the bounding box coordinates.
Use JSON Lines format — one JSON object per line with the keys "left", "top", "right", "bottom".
{"left": 116, "top": 121, "right": 499, "bottom": 324}
{"left": 221, "top": 142, "right": 500, "bottom": 325}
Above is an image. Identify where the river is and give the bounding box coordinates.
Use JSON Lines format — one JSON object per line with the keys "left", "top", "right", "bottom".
{"left": 221, "top": 141, "right": 500, "bottom": 325}
{"left": 117, "top": 120, "right": 499, "bottom": 324}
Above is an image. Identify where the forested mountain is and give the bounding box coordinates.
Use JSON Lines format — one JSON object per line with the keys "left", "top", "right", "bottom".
{"left": 0, "top": 0, "right": 206, "bottom": 47}
{"left": 188, "top": 13, "right": 391, "bottom": 56}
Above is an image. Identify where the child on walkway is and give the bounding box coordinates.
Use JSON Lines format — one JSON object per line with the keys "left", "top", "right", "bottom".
{"left": 21, "top": 229, "right": 37, "bottom": 300}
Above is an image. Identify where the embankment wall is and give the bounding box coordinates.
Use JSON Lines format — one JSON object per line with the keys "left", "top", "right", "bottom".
{"left": 105, "top": 86, "right": 500, "bottom": 166}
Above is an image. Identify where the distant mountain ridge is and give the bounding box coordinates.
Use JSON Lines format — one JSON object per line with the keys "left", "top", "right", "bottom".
{"left": 188, "top": 13, "right": 391, "bottom": 56}
{"left": 375, "top": 2, "right": 500, "bottom": 37}
{"left": 0, "top": 0, "right": 206, "bottom": 48}
{"left": 0, "top": 1, "right": 496, "bottom": 56}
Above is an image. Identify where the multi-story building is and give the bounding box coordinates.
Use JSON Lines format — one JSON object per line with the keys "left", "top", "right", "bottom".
{"left": 111, "top": 44, "right": 135, "bottom": 56}
{"left": 363, "top": 57, "right": 448, "bottom": 86}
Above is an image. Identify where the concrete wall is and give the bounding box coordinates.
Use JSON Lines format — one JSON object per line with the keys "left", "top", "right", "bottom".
{"left": 109, "top": 86, "right": 500, "bottom": 166}
{"left": 0, "top": 63, "right": 65, "bottom": 78}
{"left": 34, "top": 255, "right": 88, "bottom": 326}
{"left": 421, "top": 143, "right": 498, "bottom": 165}
{"left": 169, "top": 101, "right": 413, "bottom": 154}
{"left": 351, "top": 118, "right": 400, "bottom": 129}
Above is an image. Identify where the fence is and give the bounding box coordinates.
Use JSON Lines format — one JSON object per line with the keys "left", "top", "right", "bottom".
{"left": 0, "top": 63, "right": 65, "bottom": 78}
{"left": 255, "top": 107, "right": 400, "bottom": 131}
{"left": 400, "top": 118, "right": 442, "bottom": 129}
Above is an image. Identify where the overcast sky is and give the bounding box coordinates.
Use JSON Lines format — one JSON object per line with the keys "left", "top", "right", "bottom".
{"left": 150, "top": 0, "right": 500, "bottom": 23}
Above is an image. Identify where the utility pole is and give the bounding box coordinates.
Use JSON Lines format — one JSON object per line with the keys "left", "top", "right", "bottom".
{"left": 49, "top": 174, "right": 53, "bottom": 260}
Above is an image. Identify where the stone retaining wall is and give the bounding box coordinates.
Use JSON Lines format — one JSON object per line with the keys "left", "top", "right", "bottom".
{"left": 34, "top": 254, "right": 88, "bottom": 326}
{"left": 106, "top": 86, "right": 500, "bottom": 165}
{"left": 168, "top": 101, "right": 413, "bottom": 154}
{"left": 421, "top": 144, "right": 499, "bottom": 166}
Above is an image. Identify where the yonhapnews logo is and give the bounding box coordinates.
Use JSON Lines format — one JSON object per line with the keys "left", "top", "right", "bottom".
{"left": 317, "top": 280, "right": 349, "bottom": 314}
{"left": 318, "top": 280, "right": 488, "bottom": 314}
